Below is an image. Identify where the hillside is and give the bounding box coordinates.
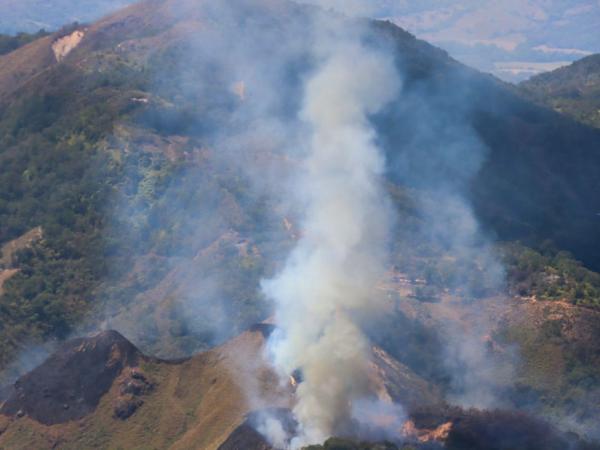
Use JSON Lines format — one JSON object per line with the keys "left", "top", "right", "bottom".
{"left": 0, "top": 326, "right": 449, "bottom": 449}
{"left": 0, "top": 0, "right": 598, "bottom": 377}
{"left": 1, "top": 324, "right": 598, "bottom": 449}
{"left": 0, "top": 0, "right": 599, "bottom": 446}
{"left": 520, "top": 54, "right": 600, "bottom": 128}
{"left": 0, "top": 327, "right": 281, "bottom": 449}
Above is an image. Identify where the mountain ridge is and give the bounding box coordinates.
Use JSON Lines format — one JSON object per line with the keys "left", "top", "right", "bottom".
{"left": 1, "top": 322, "right": 598, "bottom": 449}
{"left": 0, "top": 325, "right": 447, "bottom": 449}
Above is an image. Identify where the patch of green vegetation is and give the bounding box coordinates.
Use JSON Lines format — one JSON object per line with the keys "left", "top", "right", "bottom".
{"left": 0, "top": 40, "right": 280, "bottom": 376}
{"left": 0, "top": 53, "right": 148, "bottom": 373}
{"left": 499, "top": 306, "right": 600, "bottom": 432}
{"left": 501, "top": 242, "right": 600, "bottom": 309}
{"left": 520, "top": 55, "right": 600, "bottom": 129}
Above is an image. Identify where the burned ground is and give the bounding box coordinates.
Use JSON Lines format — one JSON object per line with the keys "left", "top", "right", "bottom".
{"left": 1, "top": 330, "right": 140, "bottom": 424}
{"left": 217, "top": 409, "right": 296, "bottom": 450}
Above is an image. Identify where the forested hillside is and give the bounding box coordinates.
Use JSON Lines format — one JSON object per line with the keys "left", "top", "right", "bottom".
{"left": 520, "top": 54, "right": 600, "bottom": 128}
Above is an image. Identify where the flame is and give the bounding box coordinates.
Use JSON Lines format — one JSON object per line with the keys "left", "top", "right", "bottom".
{"left": 402, "top": 420, "right": 452, "bottom": 443}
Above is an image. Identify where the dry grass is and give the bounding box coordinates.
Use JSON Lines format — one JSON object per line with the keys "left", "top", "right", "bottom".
{"left": 0, "top": 325, "right": 440, "bottom": 449}
{"left": 0, "top": 328, "right": 279, "bottom": 449}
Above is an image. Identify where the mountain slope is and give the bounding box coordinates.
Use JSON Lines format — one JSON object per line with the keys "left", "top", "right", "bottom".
{"left": 0, "top": 0, "right": 599, "bottom": 435}
{"left": 0, "top": 0, "right": 598, "bottom": 266}
{"left": 0, "top": 30, "right": 50, "bottom": 56}
{"left": 382, "top": 0, "right": 600, "bottom": 81}
{"left": 0, "top": 327, "right": 283, "bottom": 449}
{"left": 520, "top": 54, "right": 600, "bottom": 128}
{"left": 0, "top": 326, "right": 445, "bottom": 449}
{"left": 1, "top": 322, "right": 598, "bottom": 449}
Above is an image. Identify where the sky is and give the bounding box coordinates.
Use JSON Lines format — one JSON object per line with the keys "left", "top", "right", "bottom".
{"left": 1, "top": 0, "right": 599, "bottom": 82}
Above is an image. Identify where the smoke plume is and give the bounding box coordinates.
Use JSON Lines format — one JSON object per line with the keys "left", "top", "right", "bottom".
{"left": 262, "top": 14, "right": 402, "bottom": 448}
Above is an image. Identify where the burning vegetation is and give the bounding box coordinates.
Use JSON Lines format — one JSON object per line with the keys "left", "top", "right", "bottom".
{"left": 0, "top": 0, "right": 599, "bottom": 449}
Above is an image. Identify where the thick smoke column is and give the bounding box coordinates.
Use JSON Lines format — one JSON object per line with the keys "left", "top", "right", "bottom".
{"left": 262, "top": 20, "right": 401, "bottom": 448}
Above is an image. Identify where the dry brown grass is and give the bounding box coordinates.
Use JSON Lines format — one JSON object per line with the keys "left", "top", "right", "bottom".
{"left": 0, "top": 327, "right": 291, "bottom": 449}
{"left": 0, "top": 323, "right": 444, "bottom": 449}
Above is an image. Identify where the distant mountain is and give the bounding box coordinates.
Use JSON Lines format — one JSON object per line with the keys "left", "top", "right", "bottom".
{"left": 0, "top": 0, "right": 135, "bottom": 34}
{"left": 520, "top": 54, "right": 600, "bottom": 128}
{"left": 378, "top": 0, "right": 600, "bottom": 81}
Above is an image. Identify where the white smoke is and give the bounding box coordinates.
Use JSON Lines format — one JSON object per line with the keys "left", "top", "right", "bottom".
{"left": 257, "top": 414, "right": 290, "bottom": 449}
{"left": 262, "top": 17, "right": 402, "bottom": 448}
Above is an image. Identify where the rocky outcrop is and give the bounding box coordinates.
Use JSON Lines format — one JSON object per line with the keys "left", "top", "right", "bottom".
{"left": 51, "top": 30, "right": 85, "bottom": 62}
{"left": 113, "top": 367, "right": 154, "bottom": 420}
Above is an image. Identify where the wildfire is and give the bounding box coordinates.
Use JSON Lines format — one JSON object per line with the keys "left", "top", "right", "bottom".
{"left": 402, "top": 420, "right": 453, "bottom": 443}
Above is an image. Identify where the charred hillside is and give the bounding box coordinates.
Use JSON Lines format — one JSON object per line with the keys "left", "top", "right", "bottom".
{"left": 0, "top": 330, "right": 141, "bottom": 424}
{"left": 0, "top": 326, "right": 274, "bottom": 448}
